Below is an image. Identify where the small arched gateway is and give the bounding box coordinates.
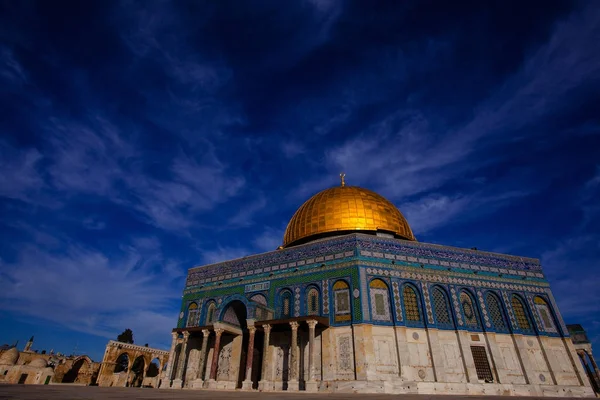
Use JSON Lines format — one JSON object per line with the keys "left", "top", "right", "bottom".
{"left": 96, "top": 341, "right": 169, "bottom": 388}
{"left": 165, "top": 182, "right": 594, "bottom": 396}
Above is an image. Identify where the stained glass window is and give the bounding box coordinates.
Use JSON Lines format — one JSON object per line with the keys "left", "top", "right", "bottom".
{"left": 486, "top": 292, "right": 507, "bottom": 331}
{"left": 511, "top": 295, "right": 531, "bottom": 331}
{"left": 403, "top": 285, "right": 421, "bottom": 322}
{"left": 307, "top": 287, "right": 319, "bottom": 315}
{"left": 186, "top": 302, "right": 199, "bottom": 327}
{"left": 333, "top": 280, "right": 351, "bottom": 322}
{"left": 534, "top": 296, "right": 557, "bottom": 332}
{"left": 205, "top": 302, "right": 216, "bottom": 325}
{"left": 432, "top": 287, "right": 452, "bottom": 326}
{"left": 460, "top": 291, "right": 479, "bottom": 328}
{"left": 281, "top": 291, "right": 292, "bottom": 318}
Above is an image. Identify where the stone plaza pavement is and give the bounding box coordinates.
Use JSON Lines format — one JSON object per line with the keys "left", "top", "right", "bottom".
{"left": 0, "top": 385, "right": 591, "bottom": 400}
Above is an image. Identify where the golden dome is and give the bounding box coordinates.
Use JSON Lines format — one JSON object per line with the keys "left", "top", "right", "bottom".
{"left": 283, "top": 184, "right": 415, "bottom": 247}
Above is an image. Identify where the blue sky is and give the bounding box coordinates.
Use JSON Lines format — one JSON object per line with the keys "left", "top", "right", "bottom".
{"left": 1, "top": 1, "right": 599, "bottom": 361}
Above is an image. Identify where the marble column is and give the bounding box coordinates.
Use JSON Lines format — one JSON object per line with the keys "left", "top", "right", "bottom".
{"left": 258, "top": 324, "right": 272, "bottom": 391}
{"left": 197, "top": 329, "right": 210, "bottom": 380}
{"left": 288, "top": 321, "right": 299, "bottom": 391}
{"left": 242, "top": 325, "right": 257, "bottom": 390}
{"left": 189, "top": 329, "right": 210, "bottom": 389}
{"left": 305, "top": 320, "right": 318, "bottom": 392}
{"left": 172, "top": 331, "right": 189, "bottom": 388}
{"left": 208, "top": 328, "right": 224, "bottom": 382}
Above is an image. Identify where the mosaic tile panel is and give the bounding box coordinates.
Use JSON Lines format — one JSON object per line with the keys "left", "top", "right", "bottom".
{"left": 533, "top": 296, "right": 557, "bottom": 333}
{"left": 369, "top": 279, "right": 392, "bottom": 321}
{"left": 476, "top": 290, "right": 492, "bottom": 329}
{"left": 364, "top": 267, "right": 544, "bottom": 295}
{"left": 185, "top": 233, "right": 542, "bottom": 287}
{"left": 351, "top": 267, "right": 362, "bottom": 321}
{"left": 322, "top": 279, "right": 329, "bottom": 314}
{"left": 421, "top": 282, "right": 434, "bottom": 324}
{"left": 334, "top": 280, "right": 351, "bottom": 322}
{"left": 450, "top": 287, "right": 463, "bottom": 326}
{"left": 359, "top": 267, "right": 370, "bottom": 320}
{"left": 460, "top": 291, "right": 479, "bottom": 328}
{"left": 544, "top": 288, "right": 569, "bottom": 335}
{"left": 392, "top": 281, "right": 403, "bottom": 321}
{"left": 307, "top": 287, "right": 320, "bottom": 315}
{"left": 526, "top": 294, "right": 542, "bottom": 331}
{"left": 294, "top": 287, "right": 301, "bottom": 317}
{"left": 502, "top": 291, "right": 517, "bottom": 330}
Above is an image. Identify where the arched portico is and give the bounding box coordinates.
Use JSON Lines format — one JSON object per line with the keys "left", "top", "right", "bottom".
{"left": 206, "top": 299, "right": 249, "bottom": 390}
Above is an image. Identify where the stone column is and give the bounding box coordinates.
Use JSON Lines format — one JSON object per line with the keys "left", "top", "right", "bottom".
{"left": 126, "top": 354, "right": 135, "bottom": 387}
{"left": 208, "top": 328, "right": 224, "bottom": 382}
{"left": 189, "top": 329, "right": 210, "bottom": 389}
{"left": 172, "top": 331, "right": 189, "bottom": 388}
{"left": 258, "top": 324, "right": 272, "bottom": 391}
{"left": 197, "top": 329, "right": 210, "bottom": 380}
{"left": 160, "top": 333, "right": 178, "bottom": 388}
{"left": 288, "top": 321, "right": 299, "bottom": 391}
{"left": 242, "top": 325, "right": 257, "bottom": 390}
{"left": 306, "top": 320, "right": 318, "bottom": 392}
{"left": 588, "top": 353, "right": 600, "bottom": 382}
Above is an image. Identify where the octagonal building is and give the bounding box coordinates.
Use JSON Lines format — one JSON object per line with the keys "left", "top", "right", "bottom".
{"left": 162, "top": 181, "right": 593, "bottom": 397}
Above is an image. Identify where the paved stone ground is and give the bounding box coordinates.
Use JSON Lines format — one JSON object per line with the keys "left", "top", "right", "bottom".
{"left": 0, "top": 385, "right": 585, "bottom": 400}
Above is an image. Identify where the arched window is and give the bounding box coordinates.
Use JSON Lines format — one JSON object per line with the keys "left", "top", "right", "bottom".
{"left": 486, "top": 292, "right": 508, "bottom": 331}
{"left": 306, "top": 287, "right": 320, "bottom": 316}
{"left": 114, "top": 353, "right": 129, "bottom": 373}
{"left": 534, "top": 296, "right": 557, "bottom": 333}
{"left": 460, "top": 291, "right": 480, "bottom": 328}
{"left": 186, "top": 302, "right": 199, "bottom": 327}
{"left": 511, "top": 295, "right": 532, "bottom": 331}
{"left": 432, "top": 287, "right": 453, "bottom": 327}
{"left": 280, "top": 290, "right": 292, "bottom": 318}
{"left": 369, "top": 279, "right": 391, "bottom": 321}
{"left": 403, "top": 284, "right": 421, "bottom": 322}
{"left": 249, "top": 294, "right": 267, "bottom": 306}
{"left": 333, "top": 280, "right": 351, "bottom": 322}
{"left": 205, "top": 302, "right": 217, "bottom": 325}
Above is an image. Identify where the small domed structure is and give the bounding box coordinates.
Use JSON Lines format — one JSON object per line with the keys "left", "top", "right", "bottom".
{"left": 0, "top": 347, "right": 19, "bottom": 365}
{"left": 28, "top": 358, "right": 47, "bottom": 368}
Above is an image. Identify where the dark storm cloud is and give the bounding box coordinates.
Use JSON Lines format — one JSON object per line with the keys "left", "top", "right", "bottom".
{"left": 0, "top": 0, "right": 599, "bottom": 359}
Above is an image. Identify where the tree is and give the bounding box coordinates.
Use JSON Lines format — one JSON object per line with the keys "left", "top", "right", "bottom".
{"left": 117, "top": 329, "right": 134, "bottom": 344}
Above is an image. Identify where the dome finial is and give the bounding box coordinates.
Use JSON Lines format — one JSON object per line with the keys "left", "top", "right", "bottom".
{"left": 340, "top": 172, "right": 346, "bottom": 187}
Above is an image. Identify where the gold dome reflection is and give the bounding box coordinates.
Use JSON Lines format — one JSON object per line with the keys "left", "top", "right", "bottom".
{"left": 283, "top": 185, "right": 415, "bottom": 247}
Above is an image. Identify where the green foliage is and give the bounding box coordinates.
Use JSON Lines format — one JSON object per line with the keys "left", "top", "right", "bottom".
{"left": 116, "top": 328, "right": 134, "bottom": 344}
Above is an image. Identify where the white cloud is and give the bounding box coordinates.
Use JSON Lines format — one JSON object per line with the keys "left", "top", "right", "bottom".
{"left": 0, "top": 237, "right": 184, "bottom": 349}
{"left": 227, "top": 195, "right": 267, "bottom": 227}
{"left": 541, "top": 235, "right": 600, "bottom": 319}
{"left": 0, "top": 140, "right": 43, "bottom": 201}
{"left": 201, "top": 246, "right": 252, "bottom": 265}
{"left": 281, "top": 141, "right": 306, "bottom": 159}
{"left": 0, "top": 46, "right": 27, "bottom": 84}
{"left": 291, "top": 4, "right": 600, "bottom": 233}
{"left": 400, "top": 191, "right": 531, "bottom": 235}
{"left": 252, "top": 226, "right": 285, "bottom": 252}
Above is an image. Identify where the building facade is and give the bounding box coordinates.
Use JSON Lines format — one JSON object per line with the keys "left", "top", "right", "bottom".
{"left": 162, "top": 183, "right": 594, "bottom": 397}
{"left": 96, "top": 340, "right": 169, "bottom": 388}
{"left": 568, "top": 324, "right": 600, "bottom": 394}
{"left": 0, "top": 337, "right": 100, "bottom": 385}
